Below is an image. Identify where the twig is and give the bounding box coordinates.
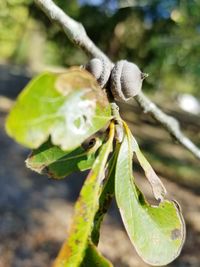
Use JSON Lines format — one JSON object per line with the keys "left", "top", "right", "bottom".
{"left": 34, "top": 0, "right": 108, "bottom": 60}
{"left": 135, "top": 93, "right": 200, "bottom": 159}
{"left": 34, "top": 0, "right": 200, "bottom": 160}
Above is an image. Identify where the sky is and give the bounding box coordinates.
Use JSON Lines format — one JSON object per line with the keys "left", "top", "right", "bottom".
{"left": 78, "top": 0, "right": 105, "bottom": 5}
{"left": 78, "top": 0, "right": 118, "bottom": 11}
{"left": 78, "top": 0, "right": 177, "bottom": 19}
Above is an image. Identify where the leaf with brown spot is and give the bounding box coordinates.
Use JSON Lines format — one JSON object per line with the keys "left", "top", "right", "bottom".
{"left": 53, "top": 122, "right": 115, "bottom": 267}
{"left": 6, "top": 69, "right": 112, "bottom": 151}
{"left": 115, "top": 122, "right": 186, "bottom": 266}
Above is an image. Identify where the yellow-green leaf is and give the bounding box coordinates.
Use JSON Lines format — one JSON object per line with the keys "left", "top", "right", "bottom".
{"left": 81, "top": 242, "right": 113, "bottom": 267}
{"left": 6, "top": 68, "right": 112, "bottom": 150}
{"left": 53, "top": 122, "right": 115, "bottom": 267}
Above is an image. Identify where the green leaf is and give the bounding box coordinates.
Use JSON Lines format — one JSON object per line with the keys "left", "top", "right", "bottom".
{"left": 53, "top": 122, "right": 115, "bottom": 267}
{"left": 80, "top": 148, "right": 118, "bottom": 267}
{"left": 91, "top": 148, "right": 118, "bottom": 245}
{"left": 6, "top": 68, "right": 112, "bottom": 150}
{"left": 80, "top": 150, "right": 117, "bottom": 267}
{"left": 25, "top": 136, "right": 102, "bottom": 179}
{"left": 131, "top": 134, "right": 166, "bottom": 201}
{"left": 80, "top": 242, "right": 113, "bottom": 267}
{"left": 80, "top": 147, "right": 118, "bottom": 267}
{"left": 115, "top": 125, "right": 185, "bottom": 266}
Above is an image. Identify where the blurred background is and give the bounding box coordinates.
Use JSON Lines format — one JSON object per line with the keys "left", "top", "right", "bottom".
{"left": 0, "top": 0, "right": 200, "bottom": 266}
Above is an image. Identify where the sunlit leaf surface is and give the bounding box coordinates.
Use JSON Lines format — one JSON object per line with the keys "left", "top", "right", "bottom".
{"left": 80, "top": 149, "right": 117, "bottom": 267}
{"left": 80, "top": 153, "right": 117, "bottom": 267}
{"left": 115, "top": 125, "right": 185, "bottom": 266}
{"left": 6, "top": 68, "right": 111, "bottom": 150}
{"left": 53, "top": 123, "right": 114, "bottom": 267}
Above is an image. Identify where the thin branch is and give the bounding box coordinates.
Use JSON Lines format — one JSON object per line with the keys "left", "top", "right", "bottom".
{"left": 34, "top": 0, "right": 108, "bottom": 60}
{"left": 34, "top": 0, "right": 200, "bottom": 160}
{"left": 135, "top": 93, "right": 200, "bottom": 159}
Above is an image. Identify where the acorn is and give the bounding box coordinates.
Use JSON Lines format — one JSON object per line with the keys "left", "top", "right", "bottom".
{"left": 84, "top": 58, "right": 112, "bottom": 88}
{"left": 110, "top": 60, "right": 148, "bottom": 101}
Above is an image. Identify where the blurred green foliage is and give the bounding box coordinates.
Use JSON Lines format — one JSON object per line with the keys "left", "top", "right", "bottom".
{"left": 0, "top": 0, "right": 200, "bottom": 96}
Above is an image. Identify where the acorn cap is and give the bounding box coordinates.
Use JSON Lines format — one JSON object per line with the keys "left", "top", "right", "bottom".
{"left": 85, "top": 58, "right": 112, "bottom": 88}
{"left": 111, "top": 60, "right": 144, "bottom": 101}
{"left": 85, "top": 58, "right": 102, "bottom": 80}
